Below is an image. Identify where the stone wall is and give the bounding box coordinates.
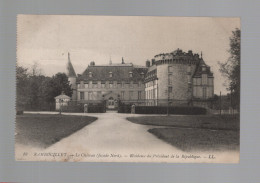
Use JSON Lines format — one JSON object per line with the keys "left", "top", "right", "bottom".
{"left": 157, "top": 63, "right": 196, "bottom": 100}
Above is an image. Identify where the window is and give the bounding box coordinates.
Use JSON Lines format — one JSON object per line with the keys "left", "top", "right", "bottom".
{"left": 80, "top": 92, "right": 84, "bottom": 100}
{"left": 85, "top": 83, "right": 89, "bottom": 88}
{"left": 130, "top": 81, "right": 133, "bottom": 88}
{"left": 141, "top": 72, "right": 144, "bottom": 78}
{"left": 88, "top": 92, "right": 93, "bottom": 100}
{"left": 97, "top": 91, "right": 102, "bottom": 99}
{"left": 101, "top": 83, "right": 105, "bottom": 88}
{"left": 89, "top": 81, "right": 92, "bottom": 88}
{"left": 168, "top": 66, "right": 173, "bottom": 72}
{"left": 138, "top": 91, "right": 142, "bottom": 99}
{"left": 208, "top": 78, "right": 213, "bottom": 85}
{"left": 202, "top": 74, "right": 207, "bottom": 85}
{"left": 80, "top": 81, "right": 84, "bottom": 88}
{"left": 129, "top": 72, "right": 133, "bottom": 77}
{"left": 121, "top": 91, "right": 125, "bottom": 100}
{"left": 129, "top": 91, "right": 133, "bottom": 100}
{"left": 113, "top": 82, "right": 117, "bottom": 88}
{"left": 168, "top": 74, "right": 172, "bottom": 85}
{"left": 168, "top": 86, "right": 172, "bottom": 93}
{"left": 202, "top": 66, "right": 206, "bottom": 71}
{"left": 138, "top": 81, "right": 141, "bottom": 88}
{"left": 187, "top": 75, "right": 191, "bottom": 83}
{"left": 197, "top": 78, "right": 201, "bottom": 85}
{"left": 153, "top": 88, "right": 156, "bottom": 99}
{"left": 122, "top": 82, "right": 125, "bottom": 88}
{"left": 89, "top": 72, "right": 92, "bottom": 77}
{"left": 193, "top": 78, "right": 197, "bottom": 85}
{"left": 203, "top": 87, "right": 207, "bottom": 99}
{"left": 109, "top": 72, "right": 113, "bottom": 77}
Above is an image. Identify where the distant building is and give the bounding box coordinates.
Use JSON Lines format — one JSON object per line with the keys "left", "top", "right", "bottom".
{"left": 66, "top": 49, "right": 214, "bottom": 109}
{"left": 55, "top": 92, "right": 71, "bottom": 110}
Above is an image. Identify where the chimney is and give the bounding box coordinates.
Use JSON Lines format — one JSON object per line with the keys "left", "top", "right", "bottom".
{"left": 146, "top": 60, "right": 150, "bottom": 67}
{"left": 90, "top": 61, "right": 95, "bottom": 66}
{"left": 151, "top": 59, "right": 155, "bottom": 66}
{"left": 122, "top": 57, "right": 125, "bottom": 64}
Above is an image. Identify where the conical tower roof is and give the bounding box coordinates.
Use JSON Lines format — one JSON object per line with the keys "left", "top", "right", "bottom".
{"left": 66, "top": 52, "right": 76, "bottom": 77}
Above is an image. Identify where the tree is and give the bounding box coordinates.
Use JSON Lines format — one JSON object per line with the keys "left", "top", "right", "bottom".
{"left": 25, "top": 62, "right": 47, "bottom": 108}
{"left": 219, "top": 28, "right": 240, "bottom": 110}
{"left": 43, "top": 73, "right": 73, "bottom": 104}
{"left": 16, "top": 65, "right": 29, "bottom": 110}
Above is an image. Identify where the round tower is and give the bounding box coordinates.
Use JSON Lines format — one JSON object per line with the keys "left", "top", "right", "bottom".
{"left": 155, "top": 49, "right": 200, "bottom": 105}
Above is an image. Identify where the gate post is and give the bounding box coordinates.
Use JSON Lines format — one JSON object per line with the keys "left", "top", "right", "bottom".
{"left": 84, "top": 103, "right": 88, "bottom": 113}
{"left": 131, "top": 104, "right": 135, "bottom": 114}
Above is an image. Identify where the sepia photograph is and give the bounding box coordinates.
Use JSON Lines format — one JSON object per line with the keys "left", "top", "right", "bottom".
{"left": 16, "top": 15, "right": 240, "bottom": 163}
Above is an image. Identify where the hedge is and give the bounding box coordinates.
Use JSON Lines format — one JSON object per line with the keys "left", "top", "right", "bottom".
{"left": 87, "top": 103, "right": 106, "bottom": 113}
{"left": 118, "top": 105, "right": 206, "bottom": 115}
{"left": 62, "top": 104, "right": 83, "bottom": 113}
{"left": 118, "top": 103, "right": 132, "bottom": 113}
{"left": 61, "top": 103, "right": 106, "bottom": 113}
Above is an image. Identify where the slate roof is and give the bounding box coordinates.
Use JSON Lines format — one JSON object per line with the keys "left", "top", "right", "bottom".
{"left": 55, "top": 94, "right": 71, "bottom": 99}
{"left": 193, "top": 59, "right": 214, "bottom": 78}
{"left": 144, "top": 65, "right": 157, "bottom": 82}
{"left": 77, "top": 63, "right": 148, "bottom": 83}
{"left": 66, "top": 53, "right": 76, "bottom": 77}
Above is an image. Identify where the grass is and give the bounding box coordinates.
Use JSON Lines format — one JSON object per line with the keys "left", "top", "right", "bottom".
{"left": 127, "top": 114, "right": 240, "bottom": 131}
{"left": 149, "top": 128, "right": 239, "bottom": 152}
{"left": 127, "top": 114, "right": 240, "bottom": 151}
{"left": 15, "top": 114, "right": 97, "bottom": 148}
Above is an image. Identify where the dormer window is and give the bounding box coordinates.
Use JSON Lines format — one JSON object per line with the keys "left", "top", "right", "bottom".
{"left": 109, "top": 71, "right": 113, "bottom": 77}
{"left": 202, "top": 66, "right": 206, "bottom": 71}
{"left": 89, "top": 72, "right": 92, "bottom": 77}
{"left": 140, "top": 72, "right": 144, "bottom": 78}
{"left": 129, "top": 71, "right": 133, "bottom": 78}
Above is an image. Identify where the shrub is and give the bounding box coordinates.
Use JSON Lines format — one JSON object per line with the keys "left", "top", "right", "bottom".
{"left": 134, "top": 106, "right": 207, "bottom": 115}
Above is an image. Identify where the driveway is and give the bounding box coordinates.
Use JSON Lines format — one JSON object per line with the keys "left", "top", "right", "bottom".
{"left": 15, "top": 111, "right": 239, "bottom": 163}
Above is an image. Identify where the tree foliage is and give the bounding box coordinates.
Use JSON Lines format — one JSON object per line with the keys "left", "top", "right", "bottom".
{"left": 219, "top": 28, "right": 240, "bottom": 109}
{"left": 16, "top": 65, "right": 29, "bottom": 109}
{"left": 44, "top": 73, "right": 73, "bottom": 103}
{"left": 16, "top": 63, "right": 73, "bottom": 111}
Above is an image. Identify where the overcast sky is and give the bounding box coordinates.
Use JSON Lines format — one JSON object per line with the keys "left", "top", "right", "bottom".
{"left": 17, "top": 15, "right": 240, "bottom": 94}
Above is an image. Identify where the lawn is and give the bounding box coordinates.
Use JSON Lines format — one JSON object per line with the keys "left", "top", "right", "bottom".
{"left": 127, "top": 115, "right": 239, "bottom": 152}
{"left": 127, "top": 115, "right": 240, "bottom": 131}
{"left": 148, "top": 128, "right": 239, "bottom": 152}
{"left": 16, "top": 114, "right": 97, "bottom": 148}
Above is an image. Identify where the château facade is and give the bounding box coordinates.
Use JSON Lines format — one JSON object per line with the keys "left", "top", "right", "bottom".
{"left": 66, "top": 49, "right": 214, "bottom": 109}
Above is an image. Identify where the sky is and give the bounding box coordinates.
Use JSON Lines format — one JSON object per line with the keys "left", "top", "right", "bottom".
{"left": 17, "top": 15, "right": 240, "bottom": 94}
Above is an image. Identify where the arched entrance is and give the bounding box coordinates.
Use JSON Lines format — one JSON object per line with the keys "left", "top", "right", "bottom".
{"left": 107, "top": 97, "right": 115, "bottom": 109}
